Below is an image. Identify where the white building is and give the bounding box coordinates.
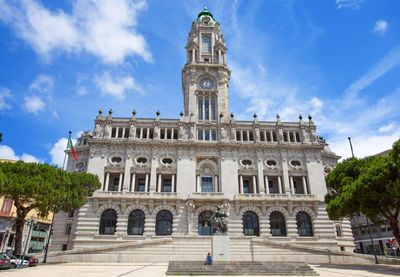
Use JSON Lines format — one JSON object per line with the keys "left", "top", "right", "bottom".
{"left": 50, "top": 7, "right": 355, "bottom": 263}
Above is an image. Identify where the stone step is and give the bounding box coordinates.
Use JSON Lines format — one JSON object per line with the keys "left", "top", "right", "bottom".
{"left": 167, "top": 261, "right": 319, "bottom": 276}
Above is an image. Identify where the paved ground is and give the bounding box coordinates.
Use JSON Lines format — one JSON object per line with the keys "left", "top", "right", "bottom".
{"left": 0, "top": 263, "right": 399, "bottom": 277}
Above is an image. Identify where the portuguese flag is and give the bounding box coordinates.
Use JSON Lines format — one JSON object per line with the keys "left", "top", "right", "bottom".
{"left": 67, "top": 133, "right": 78, "bottom": 160}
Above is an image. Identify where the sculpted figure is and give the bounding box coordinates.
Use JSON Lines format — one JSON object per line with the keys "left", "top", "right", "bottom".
{"left": 104, "top": 124, "right": 111, "bottom": 138}
{"left": 220, "top": 125, "right": 227, "bottom": 140}
{"left": 190, "top": 125, "right": 195, "bottom": 140}
{"left": 302, "top": 128, "right": 309, "bottom": 143}
{"left": 94, "top": 123, "right": 102, "bottom": 137}
{"left": 179, "top": 124, "right": 186, "bottom": 140}
{"left": 211, "top": 205, "right": 229, "bottom": 234}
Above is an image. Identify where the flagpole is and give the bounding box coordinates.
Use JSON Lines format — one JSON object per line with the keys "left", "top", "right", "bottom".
{"left": 43, "top": 130, "right": 71, "bottom": 263}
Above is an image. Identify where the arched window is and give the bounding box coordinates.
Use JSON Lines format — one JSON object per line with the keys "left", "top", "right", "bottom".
{"left": 202, "top": 36, "right": 211, "bottom": 53}
{"left": 127, "top": 209, "right": 145, "bottom": 235}
{"left": 243, "top": 211, "right": 259, "bottom": 236}
{"left": 156, "top": 210, "right": 173, "bottom": 236}
{"left": 296, "top": 212, "right": 313, "bottom": 237}
{"left": 270, "top": 211, "right": 286, "bottom": 236}
{"left": 198, "top": 210, "right": 213, "bottom": 235}
{"left": 99, "top": 209, "right": 117, "bottom": 235}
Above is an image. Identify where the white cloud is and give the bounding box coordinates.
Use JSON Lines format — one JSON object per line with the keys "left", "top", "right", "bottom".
{"left": 0, "top": 145, "right": 42, "bottom": 163}
{"left": 49, "top": 137, "right": 77, "bottom": 168}
{"left": 29, "top": 74, "right": 54, "bottom": 94}
{"left": 336, "top": 0, "right": 364, "bottom": 9}
{"left": 373, "top": 19, "right": 389, "bottom": 36}
{"left": 344, "top": 44, "right": 400, "bottom": 99}
{"left": 0, "top": 87, "right": 12, "bottom": 110}
{"left": 0, "top": 0, "right": 152, "bottom": 64}
{"left": 95, "top": 72, "right": 143, "bottom": 99}
{"left": 24, "top": 95, "right": 45, "bottom": 114}
{"left": 379, "top": 123, "right": 395, "bottom": 132}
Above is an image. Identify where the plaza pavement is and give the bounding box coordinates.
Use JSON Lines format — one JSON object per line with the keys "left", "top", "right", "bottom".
{"left": 0, "top": 263, "right": 399, "bottom": 277}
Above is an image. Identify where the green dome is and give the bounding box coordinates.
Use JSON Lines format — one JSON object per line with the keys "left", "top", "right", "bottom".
{"left": 196, "top": 5, "right": 216, "bottom": 23}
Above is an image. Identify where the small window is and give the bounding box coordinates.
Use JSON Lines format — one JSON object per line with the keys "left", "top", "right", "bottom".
{"left": 68, "top": 211, "right": 74, "bottom": 218}
{"left": 62, "top": 244, "right": 68, "bottom": 251}
{"left": 336, "top": 225, "right": 343, "bottom": 237}
{"left": 198, "top": 130, "right": 203, "bottom": 140}
{"left": 242, "top": 159, "right": 252, "bottom": 166}
{"left": 266, "top": 160, "right": 277, "bottom": 167}
{"left": 111, "top": 157, "right": 122, "bottom": 164}
{"left": 291, "top": 160, "right": 301, "bottom": 167}
{"left": 162, "top": 158, "right": 173, "bottom": 164}
{"left": 75, "top": 162, "right": 85, "bottom": 171}
{"left": 137, "top": 157, "right": 147, "bottom": 164}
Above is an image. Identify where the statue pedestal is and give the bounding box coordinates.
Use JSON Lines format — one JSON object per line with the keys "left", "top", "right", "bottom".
{"left": 212, "top": 235, "right": 230, "bottom": 261}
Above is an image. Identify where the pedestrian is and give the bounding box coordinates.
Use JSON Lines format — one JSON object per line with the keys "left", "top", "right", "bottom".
{"left": 204, "top": 252, "right": 213, "bottom": 265}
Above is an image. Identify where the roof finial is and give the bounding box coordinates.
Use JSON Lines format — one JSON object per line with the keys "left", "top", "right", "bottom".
{"left": 204, "top": 4, "right": 207, "bottom": 10}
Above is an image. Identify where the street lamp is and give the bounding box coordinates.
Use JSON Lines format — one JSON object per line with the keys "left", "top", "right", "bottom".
{"left": 20, "top": 216, "right": 37, "bottom": 268}
{"left": 348, "top": 137, "right": 379, "bottom": 264}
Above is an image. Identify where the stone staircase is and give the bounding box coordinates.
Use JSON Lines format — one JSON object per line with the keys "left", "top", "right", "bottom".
{"left": 166, "top": 261, "right": 319, "bottom": 276}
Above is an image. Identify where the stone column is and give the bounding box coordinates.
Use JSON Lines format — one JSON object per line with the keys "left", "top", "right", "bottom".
{"left": 197, "top": 175, "right": 201, "bottom": 192}
{"left": 157, "top": 174, "right": 162, "bottom": 192}
{"left": 239, "top": 175, "right": 243, "bottom": 193}
{"left": 218, "top": 50, "right": 222, "bottom": 64}
{"left": 281, "top": 151, "right": 291, "bottom": 194}
{"left": 123, "top": 158, "right": 132, "bottom": 191}
{"left": 145, "top": 174, "right": 149, "bottom": 192}
{"left": 131, "top": 173, "right": 136, "bottom": 192}
{"left": 192, "top": 49, "right": 195, "bottom": 63}
{"left": 252, "top": 175, "right": 257, "bottom": 194}
{"left": 290, "top": 176, "right": 295, "bottom": 195}
{"left": 172, "top": 174, "right": 175, "bottom": 192}
{"left": 257, "top": 155, "right": 265, "bottom": 193}
{"left": 118, "top": 173, "right": 123, "bottom": 191}
{"left": 302, "top": 176, "right": 308, "bottom": 194}
{"left": 278, "top": 176, "right": 283, "bottom": 194}
{"left": 104, "top": 172, "right": 109, "bottom": 191}
{"left": 214, "top": 175, "right": 218, "bottom": 192}
{"left": 265, "top": 175, "right": 269, "bottom": 194}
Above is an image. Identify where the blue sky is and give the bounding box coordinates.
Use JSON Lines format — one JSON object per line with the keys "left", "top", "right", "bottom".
{"left": 0, "top": 0, "right": 400, "bottom": 166}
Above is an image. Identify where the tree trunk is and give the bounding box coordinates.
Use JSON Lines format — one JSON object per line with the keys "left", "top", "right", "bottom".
{"left": 13, "top": 201, "right": 28, "bottom": 256}
{"left": 13, "top": 213, "right": 25, "bottom": 255}
{"left": 389, "top": 216, "right": 400, "bottom": 244}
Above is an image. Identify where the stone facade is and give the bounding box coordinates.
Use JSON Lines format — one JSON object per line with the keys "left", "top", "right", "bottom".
{"left": 50, "top": 8, "right": 354, "bottom": 260}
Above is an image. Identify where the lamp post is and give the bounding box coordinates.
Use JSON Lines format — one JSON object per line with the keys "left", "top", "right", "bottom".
{"left": 20, "top": 216, "right": 37, "bottom": 268}
{"left": 348, "top": 137, "right": 379, "bottom": 264}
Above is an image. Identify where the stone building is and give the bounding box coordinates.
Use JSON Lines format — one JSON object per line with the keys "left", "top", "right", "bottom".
{"left": 50, "top": 7, "right": 355, "bottom": 262}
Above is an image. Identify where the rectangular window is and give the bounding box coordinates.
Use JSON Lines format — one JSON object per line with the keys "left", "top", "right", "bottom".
{"left": 62, "top": 244, "right": 67, "bottom": 251}
{"left": 1, "top": 198, "right": 13, "bottom": 213}
{"left": 111, "top": 127, "right": 116, "bottom": 138}
{"left": 68, "top": 211, "right": 74, "bottom": 218}
{"left": 162, "top": 179, "right": 172, "bottom": 192}
{"left": 198, "top": 97, "right": 203, "bottom": 120}
{"left": 336, "top": 225, "right": 343, "bottom": 237}
{"left": 268, "top": 180, "right": 274, "bottom": 193}
{"left": 198, "top": 130, "right": 203, "bottom": 140}
{"left": 201, "top": 177, "right": 213, "bottom": 192}
{"left": 138, "top": 178, "right": 146, "bottom": 192}
{"left": 243, "top": 180, "right": 250, "bottom": 193}
{"left": 211, "top": 130, "right": 216, "bottom": 141}
{"left": 205, "top": 97, "right": 209, "bottom": 120}
{"left": 211, "top": 97, "right": 216, "bottom": 120}
{"left": 205, "top": 130, "right": 210, "bottom": 141}
{"left": 110, "top": 178, "right": 119, "bottom": 191}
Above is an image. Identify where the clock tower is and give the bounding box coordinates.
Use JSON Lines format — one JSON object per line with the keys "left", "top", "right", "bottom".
{"left": 182, "top": 6, "right": 231, "bottom": 122}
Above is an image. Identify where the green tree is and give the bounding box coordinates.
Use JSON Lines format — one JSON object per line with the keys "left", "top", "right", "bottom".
{"left": 0, "top": 161, "right": 101, "bottom": 255}
{"left": 325, "top": 139, "right": 400, "bottom": 243}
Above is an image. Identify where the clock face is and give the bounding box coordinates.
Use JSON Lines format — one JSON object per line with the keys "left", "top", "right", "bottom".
{"left": 200, "top": 79, "right": 213, "bottom": 89}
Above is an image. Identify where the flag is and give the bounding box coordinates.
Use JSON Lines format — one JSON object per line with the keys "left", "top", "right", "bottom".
{"left": 67, "top": 133, "right": 78, "bottom": 160}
